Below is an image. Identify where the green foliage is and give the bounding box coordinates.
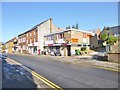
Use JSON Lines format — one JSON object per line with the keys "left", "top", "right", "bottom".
{"left": 100, "top": 26, "right": 117, "bottom": 45}
{"left": 100, "top": 33, "right": 108, "bottom": 41}
{"left": 75, "top": 49, "right": 81, "bottom": 55}
{"left": 75, "top": 24, "right": 79, "bottom": 29}
{"left": 66, "top": 26, "right": 71, "bottom": 29}
{"left": 81, "top": 47, "right": 87, "bottom": 51}
{"left": 66, "top": 27, "right": 68, "bottom": 29}
{"left": 2, "top": 45, "right": 6, "bottom": 50}
{"left": 107, "top": 36, "right": 118, "bottom": 45}
{"left": 66, "top": 24, "right": 79, "bottom": 29}
{"left": 72, "top": 25, "right": 75, "bottom": 29}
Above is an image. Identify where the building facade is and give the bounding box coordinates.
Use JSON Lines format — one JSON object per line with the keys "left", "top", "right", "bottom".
{"left": 18, "top": 18, "right": 61, "bottom": 54}
{"left": 44, "top": 29, "right": 95, "bottom": 56}
{"left": 18, "top": 33, "right": 28, "bottom": 53}
{"left": 5, "top": 37, "right": 17, "bottom": 53}
{"left": 89, "top": 28, "right": 102, "bottom": 49}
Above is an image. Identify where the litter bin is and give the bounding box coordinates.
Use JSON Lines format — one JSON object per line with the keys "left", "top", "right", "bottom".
{"left": 75, "top": 50, "right": 80, "bottom": 55}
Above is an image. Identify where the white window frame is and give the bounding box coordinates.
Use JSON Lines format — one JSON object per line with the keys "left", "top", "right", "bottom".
{"left": 30, "top": 39, "right": 32, "bottom": 43}
{"left": 27, "top": 37, "right": 28, "bottom": 44}
{"left": 34, "top": 37, "right": 36, "bottom": 42}
{"left": 30, "top": 32, "right": 32, "bottom": 37}
{"left": 18, "top": 39, "right": 20, "bottom": 43}
{"left": 21, "top": 38, "right": 22, "bottom": 43}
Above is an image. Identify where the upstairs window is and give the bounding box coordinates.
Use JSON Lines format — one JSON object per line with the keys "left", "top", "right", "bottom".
{"left": 30, "top": 39, "right": 32, "bottom": 43}
{"left": 30, "top": 32, "right": 32, "bottom": 38}
{"left": 18, "top": 39, "right": 20, "bottom": 43}
{"left": 34, "top": 31, "right": 36, "bottom": 37}
{"left": 21, "top": 38, "right": 22, "bottom": 43}
{"left": 26, "top": 33, "right": 28, "bottom": 37}
{"left": 83, "top": 33, "right": 87, "bottom": 38}
{"left": 58, "top": 33, "right": 64, "bottom": 39}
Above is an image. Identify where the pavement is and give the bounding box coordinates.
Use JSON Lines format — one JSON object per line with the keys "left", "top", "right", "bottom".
{"left": 1, "top": 54, "right": 38, "bottom": 89}
{"left": 30, "top": 54, "right": 119, "bottom": 72}
{"left": 5, "top": 53, "right": 119, "bottom": 88}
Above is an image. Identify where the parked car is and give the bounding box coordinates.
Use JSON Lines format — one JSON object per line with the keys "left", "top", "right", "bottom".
{"left": 54, "top": 50, "right": 61, "bottom": 56}
{"left": 50, "top": 51, "right": 54, "bottom": 56}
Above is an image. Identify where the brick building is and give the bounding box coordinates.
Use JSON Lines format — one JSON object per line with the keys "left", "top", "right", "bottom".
{"left": 18, "top": 18, "right": 61, "bottom": 54}
{"left": 44, "top": 29, "right": 95, "bottom": 56}
{"left": 5, "top": 37, "right": 17, "bottom": 53}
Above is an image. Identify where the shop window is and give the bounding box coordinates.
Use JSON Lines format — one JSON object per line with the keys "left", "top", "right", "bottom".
{"left": 83, "top": 45, "right": 87, "bottom": 47}
{"left": 88, "top": 45, "right": 91, "bottom": 47}
{"left": 78, "top": 44, "right": 82, "bottom": 46}
{"left": 51, "top": 35, "right": 54, "bottom": 40}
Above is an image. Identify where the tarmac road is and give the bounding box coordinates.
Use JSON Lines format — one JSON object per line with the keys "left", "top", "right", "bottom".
{"left": 6, "top": 53, "right": 119, "bottom": 89}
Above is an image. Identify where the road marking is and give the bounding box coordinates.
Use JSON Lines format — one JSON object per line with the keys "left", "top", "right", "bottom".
{"left": 7, "top": 57, "right": 63, "bottom": 89}
{"left": 32, "top": 71, "right": 63, "bottom": 90}
{"left": 92, "top": 65, "right": 120, "bottom": 72}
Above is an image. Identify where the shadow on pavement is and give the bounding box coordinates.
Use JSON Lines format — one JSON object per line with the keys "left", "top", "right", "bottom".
{"left": 1, "top": 55, "right": 38, "bottom": 90}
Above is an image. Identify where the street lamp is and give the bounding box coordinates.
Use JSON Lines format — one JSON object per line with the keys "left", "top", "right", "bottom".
{"left": 106, "top": 27, "right": 110, "bottom": 52}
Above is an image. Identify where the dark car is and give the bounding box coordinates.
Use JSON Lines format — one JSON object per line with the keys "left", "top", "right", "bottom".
{"left": 54, "top": 50, "right": 61, "bottom": 56}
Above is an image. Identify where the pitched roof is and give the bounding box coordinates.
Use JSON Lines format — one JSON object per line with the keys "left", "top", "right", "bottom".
{"left": 109, "top": 25, "right": 120, "bottom": 34}
{"left": 6, "top": 37, "right": 16, "bottom": 44}
{"left": 18, "top": 18, "right": 52, "bottom": 37}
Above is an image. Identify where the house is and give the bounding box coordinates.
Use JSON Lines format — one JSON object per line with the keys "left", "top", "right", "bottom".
{"left": 100, "top": 25, "right": 120, "bottom": 38}
{"left": 100, "top": 25, "right": 120, "bottom": 52}
{"left": 44, "top": 29, "right": 95, "bottom": 56}
{"left": 109, "top": 25, "right": 120, "bottom": 37}
{"left": 5, "top": 37, "right": 17, "bottom": 53}
{"left": 18, "top": 33, "right": 28, "bottom": 53}
{"left": 13, "top": 37, "right": 18, "bottom": 53}
{"left": 109, "top": 25, "right": 120, "bottom": 52}
{"left": 18, "top": 18, "right": 61, "bottom": 54}
{"left": 90, "top": 28, "right": 102, "bottom": 49}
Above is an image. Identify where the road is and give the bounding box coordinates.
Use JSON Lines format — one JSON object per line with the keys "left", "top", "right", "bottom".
{"left": 5, "top": 53, "right": 119, "bottom": 88}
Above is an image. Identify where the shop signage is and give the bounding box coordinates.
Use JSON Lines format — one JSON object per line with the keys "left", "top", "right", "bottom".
{"left": 61, "top": 43, "right": 67, "bottom": 46}
{"left": 71, "top": 38, "right": 78, "bottom": 43}
{"left": 48, "top": 44, "right": 53, "bottom": 46}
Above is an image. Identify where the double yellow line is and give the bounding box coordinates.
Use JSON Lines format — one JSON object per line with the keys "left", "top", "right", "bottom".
{"left": 31, "top": 71, "right": 63, "bottom": 90}
{"left": 7, "top": 58, "right": 63, "bottom": 90}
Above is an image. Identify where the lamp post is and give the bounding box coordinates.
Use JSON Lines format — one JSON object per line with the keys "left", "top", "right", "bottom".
{"left": 106, "top": 27, "right": 110, "bottom": 52}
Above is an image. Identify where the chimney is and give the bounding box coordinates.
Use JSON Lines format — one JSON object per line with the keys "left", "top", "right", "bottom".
{"left": 50, "top": 18, "right": 52, "bottom": 33}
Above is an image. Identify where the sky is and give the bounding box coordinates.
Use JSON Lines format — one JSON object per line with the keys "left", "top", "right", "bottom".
{"left": 2, "top": 2, "right": 118, "bottom": 42}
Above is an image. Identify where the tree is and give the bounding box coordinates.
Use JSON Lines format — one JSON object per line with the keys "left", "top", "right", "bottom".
{"left": 107, "top": 36, "right": 117, "bottom": 45}
{"left": 100, "top": 33, "right": 108, "bottom": 41}
{"left": 75, "top": 23, "right": 79, "bottom": 29}
{"left": 66, "top": 26, "right": 71, "bottom": 29}
{"left": 100, "top": 27, "right": 118, "bottom": 45}
{"left": 72, "top": 25, "right": 75, "bottom": 29}
{"left": 2, "top": 45, "right": 6, "bottom": 51}
{"left": 66, "top": 27, "right": 68, "bottom": 29}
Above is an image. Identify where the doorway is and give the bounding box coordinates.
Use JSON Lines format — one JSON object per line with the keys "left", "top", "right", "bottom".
{"left": 67, "top": 45, "right": 71, "bottom": 56}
